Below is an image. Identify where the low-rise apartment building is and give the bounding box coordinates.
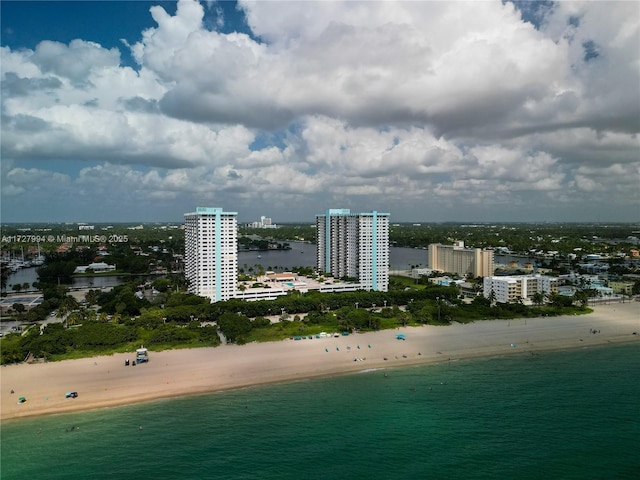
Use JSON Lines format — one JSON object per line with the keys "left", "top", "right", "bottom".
{"left": 483, "top": 274, "right": 559, "bottom": 303}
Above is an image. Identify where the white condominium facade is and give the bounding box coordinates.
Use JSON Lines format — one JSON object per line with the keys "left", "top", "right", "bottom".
{"left": 184, "top": 207, "right": 238, "bottom": 302}
{"left": 483, "top": 275, "right": 559, "bottom": 303}
{"left": 316, "top": 209, "right": 389, "bottom": 292}
{"left": 427, "top": 241, "right": 494, "bottom": 278}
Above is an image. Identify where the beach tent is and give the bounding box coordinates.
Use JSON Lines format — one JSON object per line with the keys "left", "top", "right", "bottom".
{"left": 18, "top": 397, "right": 26, "bottom": 403}
{"left": 396, "top": 334, "right": 406, "bottom": 340}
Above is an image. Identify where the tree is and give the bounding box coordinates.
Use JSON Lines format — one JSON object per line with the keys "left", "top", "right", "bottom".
{"left": 85, "top": 289, "right": 101, "bottom": 306}
{"left": 532, "top": 292, "right": 545, "bottom": 306}
{"left": 66, "top": 311, "right": 83, "bottom": 327}
{"left": 573, "top": 290, "right": 590, "bottom": 309}
{"left": 151, "top": 278, "right": 171, "bottom": 292}
{"left": 216, "top": 313, "right": 252, "bottom": 343}
{"left": 488, "top": 288, "right": 496, "bottom": 306}
{"left": 549, "top": 294, "right": 573, "bottom": 308}
{"left": 397, "top": 310, "right": 410, "bottom": 327}
{"left": 472, "top": 296, "right": 491, "bottom": 307}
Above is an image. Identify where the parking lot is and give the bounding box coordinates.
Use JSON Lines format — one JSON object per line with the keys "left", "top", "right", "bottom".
{"left": 0, "top": 293, "right": 55, "bottom": 337}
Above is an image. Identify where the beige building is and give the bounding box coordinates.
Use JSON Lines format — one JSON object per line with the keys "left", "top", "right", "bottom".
{"left": 608, "top": 281, "right": 634, "bottom": 295}
{"left": 427, "top": 241, "right": 494, "bottom": 278}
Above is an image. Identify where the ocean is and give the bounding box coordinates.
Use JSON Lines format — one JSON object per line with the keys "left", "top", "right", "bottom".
{"left": 2, "top": 342, "right": 638, "bottom": 479}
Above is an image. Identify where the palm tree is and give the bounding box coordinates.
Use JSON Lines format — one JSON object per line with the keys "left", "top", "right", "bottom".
{"left": 532, "top": 292, "right": 545, "bottom": 306}
{"left": 488, "top": 289, "right": 497, "bottom": 306}
{"left": 66, "top": 311, "right": 82, "bottom": 327}
{"left": 58, "top": 296, "right": 79, "bottom": 328}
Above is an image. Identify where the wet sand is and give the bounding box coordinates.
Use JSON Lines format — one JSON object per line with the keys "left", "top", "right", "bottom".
{"left": 2, "top": 302, "right": 638, "bottom": 421}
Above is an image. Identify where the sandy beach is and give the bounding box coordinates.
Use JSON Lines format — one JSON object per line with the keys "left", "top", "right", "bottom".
{"left": 2, "top": 302, "right": 638, "bottom": 421}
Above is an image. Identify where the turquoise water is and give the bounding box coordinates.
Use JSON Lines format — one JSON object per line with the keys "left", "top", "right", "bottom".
{"left": 2, "top": 343, "right": 639, "bottom": 479}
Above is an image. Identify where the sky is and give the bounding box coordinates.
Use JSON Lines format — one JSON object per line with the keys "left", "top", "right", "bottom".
{"left": 1, "top": 0, "right": 638, "bottom": 224}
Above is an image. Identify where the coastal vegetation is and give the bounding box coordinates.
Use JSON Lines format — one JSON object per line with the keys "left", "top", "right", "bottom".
{"left": 0, "top": 276, "right": 590, "bottom": 364}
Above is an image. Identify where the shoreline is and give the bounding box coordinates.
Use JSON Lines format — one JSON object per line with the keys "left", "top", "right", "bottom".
{"left": 2, "top": 302, "right": 638, "bottom": 422}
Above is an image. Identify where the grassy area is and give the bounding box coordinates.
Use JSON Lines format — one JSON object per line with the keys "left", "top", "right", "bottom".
{"left": 389, "top": 275, "right": 424, "bottom": 289}
{"left": 242, "top": 321, "right": 338, "bottom": 343}
{"left": 240, "top": 313, "right": 426, "bottom": 344}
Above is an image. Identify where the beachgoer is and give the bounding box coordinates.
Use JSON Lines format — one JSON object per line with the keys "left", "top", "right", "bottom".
{"left": 10, "top": 389, "right": 14, "bottom": 394}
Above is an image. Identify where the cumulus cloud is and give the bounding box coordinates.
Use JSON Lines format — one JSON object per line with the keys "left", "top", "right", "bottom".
{"left": 30, "top": 39, "right": 121, "bottom": 83}
{"left": 1, "top": 0, "right": 638, "bottom": 222}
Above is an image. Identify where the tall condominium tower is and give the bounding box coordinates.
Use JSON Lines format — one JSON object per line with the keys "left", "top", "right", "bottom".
{"left": 184, "top": 207, "right": 238, "bottom": 302}
{"left": 427, "top": 241, "right": 494, "bottom": 278}
{"left": 316, "top": 209, "right": 389, "bottom": 291}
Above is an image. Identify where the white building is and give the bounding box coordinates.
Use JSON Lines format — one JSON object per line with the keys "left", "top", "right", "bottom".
{"left": 428, "top": 241, "right": 494, "bottom": 278}
{"left": 483, "top": 275, "right": 559, "bottom": 303}
{"left": 74, "top": 262, "right": 116, "bottom": 273}
{"left": 248, "top": 215, "right": 277, "bottom": 229}
{"left": 234, "top": 272, "right": 367, "bottom": 302}
{"left": 316, "top": 209, "right": 389, "bottom": 291}
{"left": 184, "top": 207, "right": 238, "bottom": 302}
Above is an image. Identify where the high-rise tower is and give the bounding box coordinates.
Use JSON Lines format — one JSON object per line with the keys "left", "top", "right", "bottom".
{"left": 316, "top": 209, "right": 389, "bottom": 291}
{"left": 184, "top": 207, "right": 237, "bottom": 302}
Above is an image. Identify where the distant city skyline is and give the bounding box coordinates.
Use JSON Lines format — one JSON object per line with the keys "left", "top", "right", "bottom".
{"left": 1, "top": 1, "right": 638, "bottom": 223}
